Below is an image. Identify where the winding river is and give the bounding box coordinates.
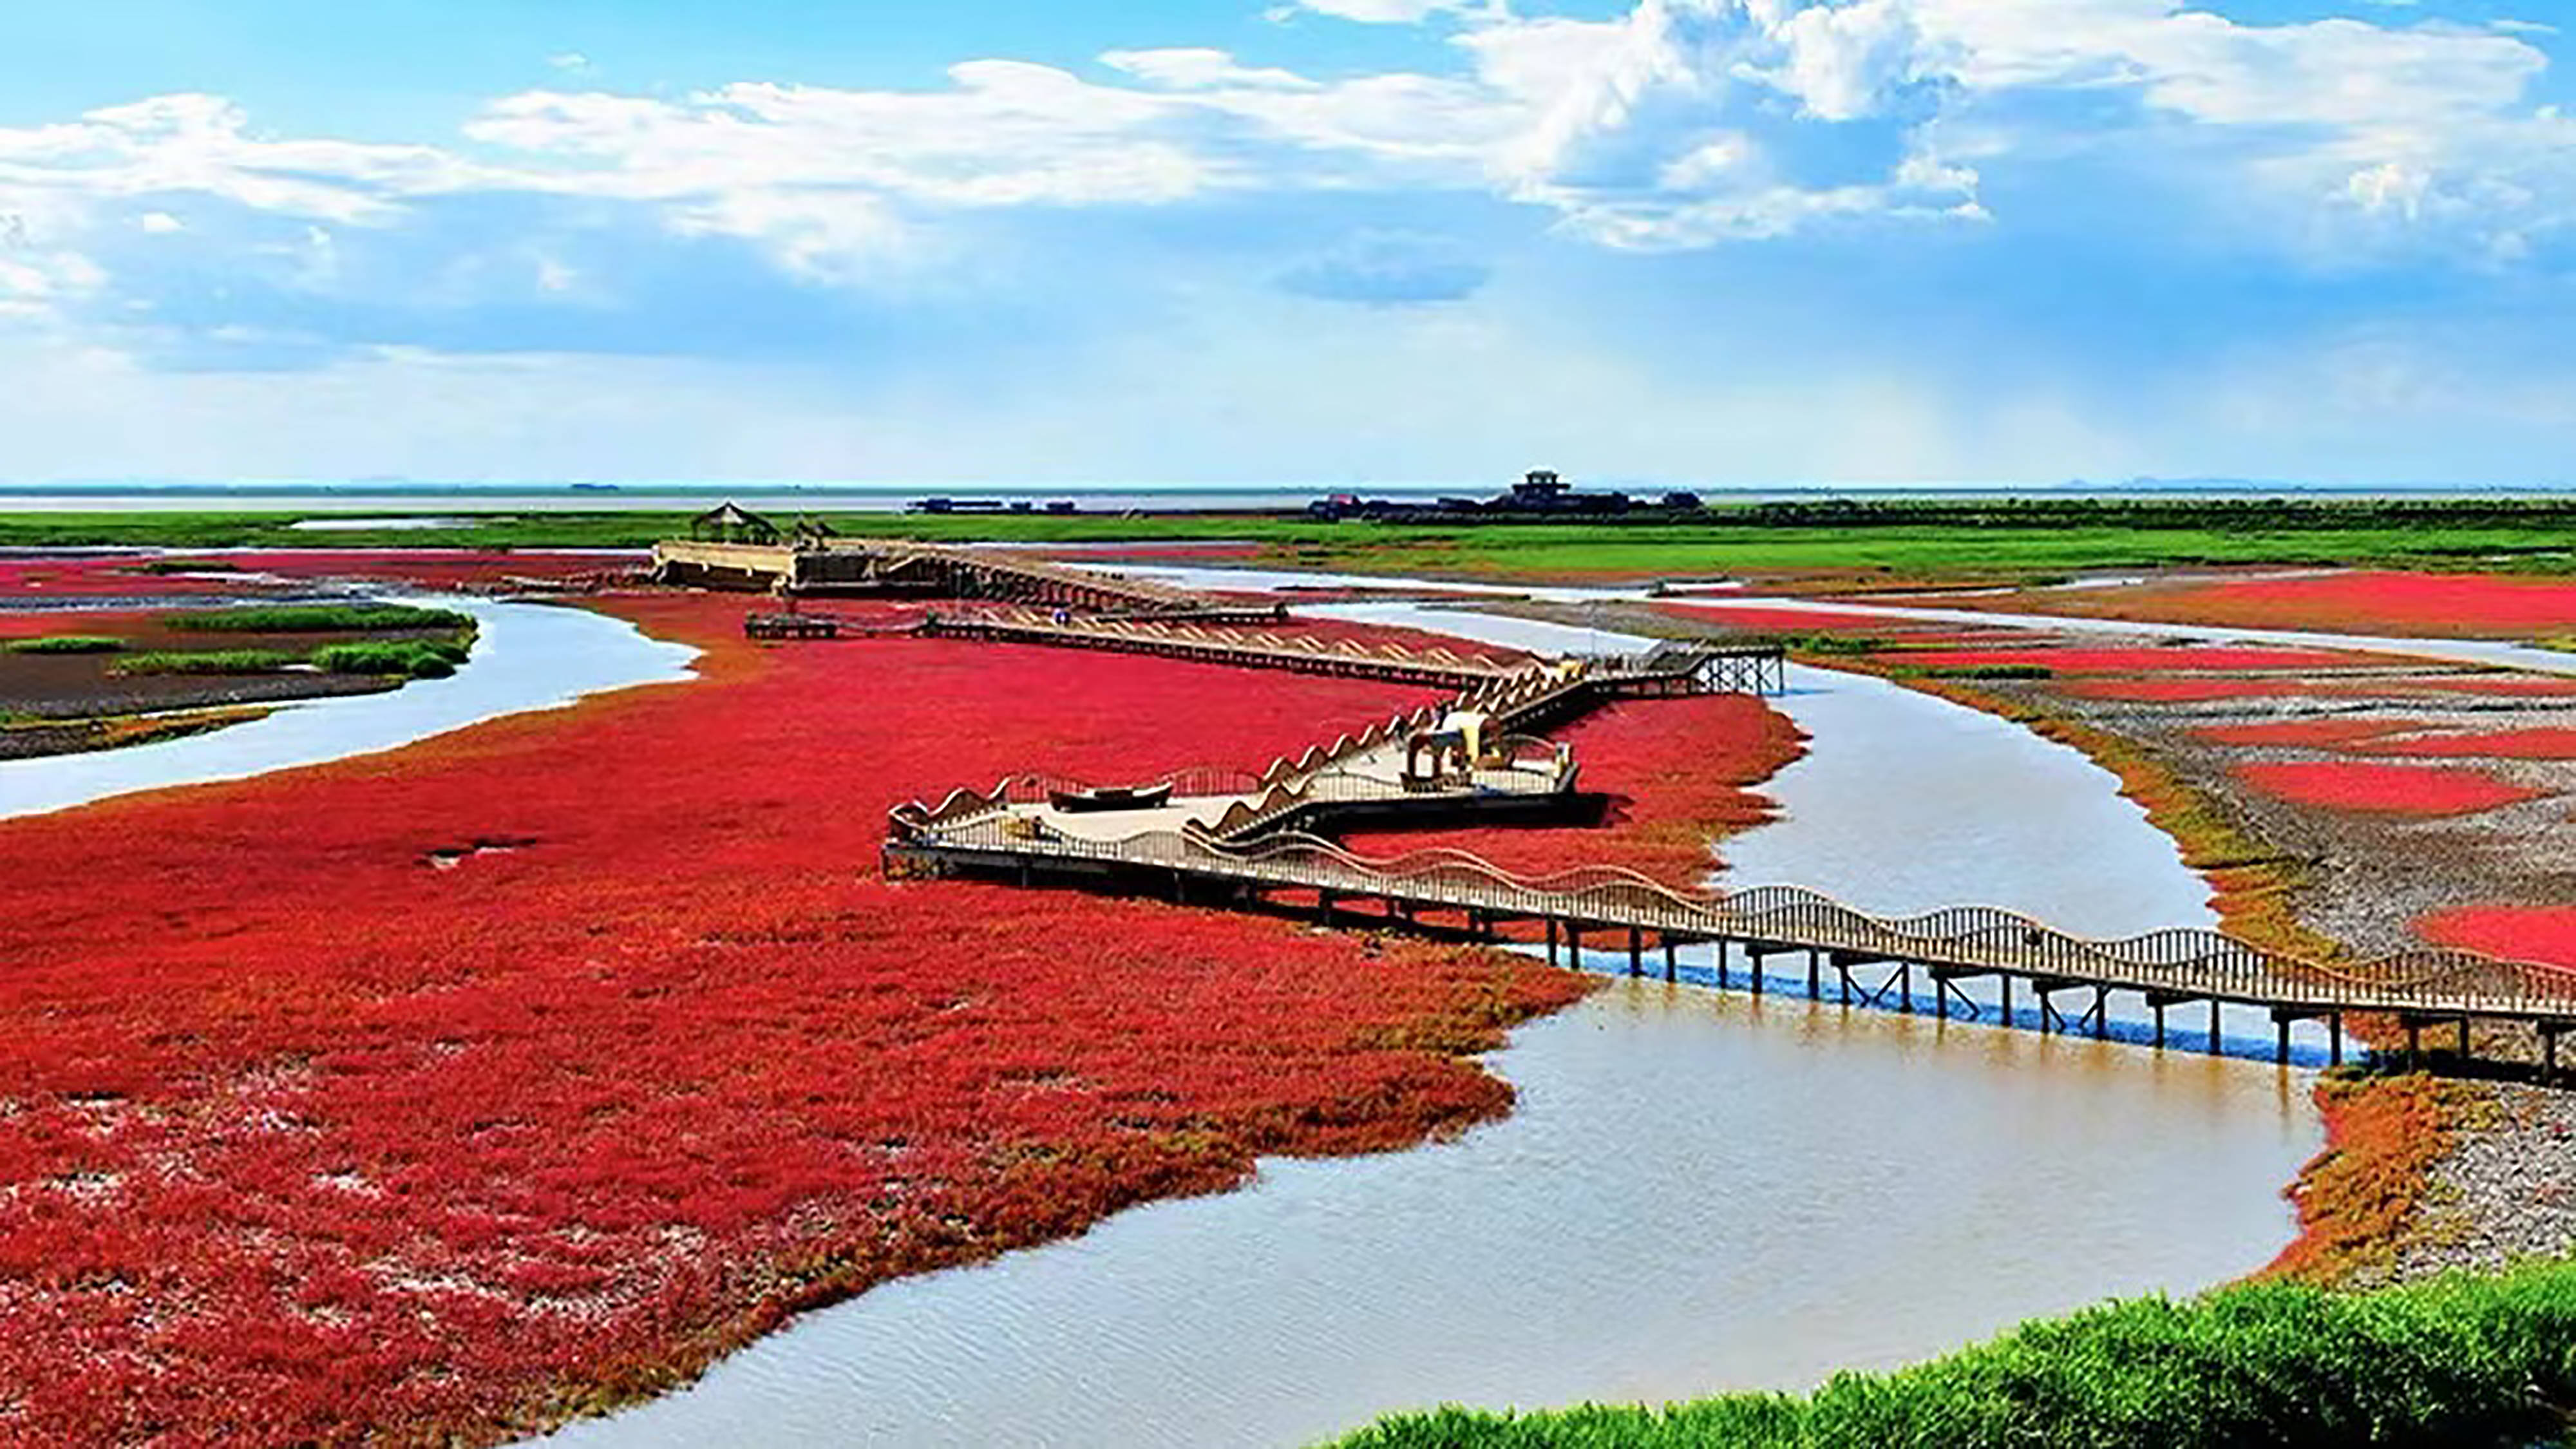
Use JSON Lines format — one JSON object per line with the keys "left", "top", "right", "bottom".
{"left": 535, "top": 580, "right": 2326, "bottom": 1448}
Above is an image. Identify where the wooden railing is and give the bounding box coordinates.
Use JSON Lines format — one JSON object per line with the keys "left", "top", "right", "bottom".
{"left": 888, "top": 825, "right": 2576, "bottom": 1024}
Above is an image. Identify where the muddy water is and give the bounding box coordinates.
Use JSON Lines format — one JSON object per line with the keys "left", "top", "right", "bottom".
{"left": 542, "top": 589, "right": 2324, "bottom": 1449}
{"left": 0, "top": 597, "right": 698, "bottom": 820}
{"left": 542, "top": 987, "right": 2309, "bottom": 1449}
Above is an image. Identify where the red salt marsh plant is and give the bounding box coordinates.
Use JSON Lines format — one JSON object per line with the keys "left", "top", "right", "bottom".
{"left": 2061, "top": 676, "right": 2318, "bottom": 703}
{"left": 2058, "top": 674, "right": 2576, "bottom": 704}
{"left": 0, "top": 609, "right": 168, "bottom": 641}
{"left": 227, "top": 548, "right": 638, "bottom": 587}
{"left": 0, "top": 558, "right": 267, "bottom": 598}
{"left": 1653, "top": 601, "right": 1935, "bottom": 635}
{"left": 2117, "top": 570, "right": 2576, "bottom": 639}
{"left": 0, "top": 597, "right": 1599, "bottom": 1446}
{"left": 1889, "top": 645, "right": 2379, "bottom": 676}
{"left": 2190, "top": 719, "right": 2429, "bottom": 749}
{"left": 2360, "top": 728, "right": 2576, "bottom": 761}
{"left": 2234, "top": 761, "right": 2546, "bottom": 817}
{"left": 2418, "top": 905, "right": 2576, "bottom": 972}
{"left": 2409, "top": 675, "right": 2576, "bottom": 698}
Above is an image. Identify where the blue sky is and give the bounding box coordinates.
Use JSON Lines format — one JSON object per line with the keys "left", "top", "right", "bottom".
{"left": 0, "top": 0, "right": 2569, "bottom": 486}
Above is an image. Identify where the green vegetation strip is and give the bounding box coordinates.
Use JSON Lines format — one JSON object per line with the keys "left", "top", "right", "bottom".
{"left": 172, "top": 603, "right": 473, "bottom": 633}
{"left": 5, "top": 498, "right": 2576, "bottom": 580}
{"left": 6, "top": 635, "right": 124, "bottom": 654}
{"left": 112, "top": 650, "right": 305, "bottom": 677}
{"left": 309, "top": 640, "right": 468, "bottom": 678}
{"left": 1328, "top": 1262, "right": 2576, "bottom": 1448}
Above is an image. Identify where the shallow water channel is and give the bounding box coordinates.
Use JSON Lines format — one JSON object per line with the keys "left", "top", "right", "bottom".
{"left": 0, "top": 596, "right": 699, "bottom": 821}
{"left": 540, "top": 587, "right": 2326, "bottom": 1448}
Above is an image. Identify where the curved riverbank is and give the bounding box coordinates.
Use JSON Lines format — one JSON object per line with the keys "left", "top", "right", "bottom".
{"left": 0, "top": 595, "right": 698, "bottom": 820}
{"left": 539, "top": 593, "right": 2320, "bottom": 1448}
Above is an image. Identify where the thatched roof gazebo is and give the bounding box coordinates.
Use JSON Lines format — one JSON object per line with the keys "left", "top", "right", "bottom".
{"left": 688, "top": 501, "right": 784, "bottom": 545}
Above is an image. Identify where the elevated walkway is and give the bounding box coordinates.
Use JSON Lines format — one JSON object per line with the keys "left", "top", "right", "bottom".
{"left": 887, "top": 824, "right": 2576, "bottom": 1068}
{"left": 654, "top": 537, "right": 1202, "bottom": 612}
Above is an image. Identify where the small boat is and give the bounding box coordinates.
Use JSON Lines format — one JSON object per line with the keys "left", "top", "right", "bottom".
{"left": 1049, "top": 782, "right": 1175, "bottom": 813}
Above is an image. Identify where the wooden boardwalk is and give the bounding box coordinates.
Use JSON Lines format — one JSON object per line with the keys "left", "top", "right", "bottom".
{"left": 654, "top": 538, "right": 1202, "bottom": 612}
{"left": 887, "top": 824, "right": 2576, "bottom": 1072}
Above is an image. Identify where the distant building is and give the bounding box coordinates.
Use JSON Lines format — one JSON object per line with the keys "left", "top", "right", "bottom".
{"left": 1501, "top": 469, "right": 1630, "bottom": 515}
{"left": 1305, "top": 471, "right": 1698, "bottom": 522}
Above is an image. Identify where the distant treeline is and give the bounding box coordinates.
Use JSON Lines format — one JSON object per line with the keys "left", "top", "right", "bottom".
{"left": 1708, "top": 496, "right": 2576, "bottom": 531}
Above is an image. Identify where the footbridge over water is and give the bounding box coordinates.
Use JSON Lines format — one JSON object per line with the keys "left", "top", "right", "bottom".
{"left": 887, "top": 821, "right": 2576, "bottom": 1076}
{"left": 654, "top": 537, "right": 1204, "bottom": 613}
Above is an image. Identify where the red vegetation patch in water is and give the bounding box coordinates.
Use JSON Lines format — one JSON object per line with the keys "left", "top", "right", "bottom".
{"left": 0, "top": 558, "right": 267, "bottom": 598}
{"left": 2360, "top": 728, "right": 2576, "bottom": 761}
{"left": 1892, "top": 645, "right": 2376, "bottom": 675}
{"left": 1652, "top": 601, "right": 1935, "bottom": 635}
{"left": 2191, "top": 718, "right": 2427, "bottom": 749}
{"left": 1337, "top": 695, "right": 1806, "bottom": 890}
{"left": 2234, "top": 761, "right": 2546, "bottom": 816}
{"left": 2408, "top": 675, "right": 2576, "bottom": 698}
{"left": 2128, "top": 571, "right": 2576, "bottom": 638}
{"left": 2418, "top": 905, "right": 2576, "bottom": 972}
{"left": 0, "top": 600, "right": 1594, "bottom": 1444}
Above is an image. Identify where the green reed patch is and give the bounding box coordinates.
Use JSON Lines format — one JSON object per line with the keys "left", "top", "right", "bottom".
{"left": 1327, "top": 1260, "right": 2576, "bottom": 1449}
{"left": 311, "top": 639, "right": 468, "bottom": 679}
{"left": 111, "top": 649, "right": 304, "bottom": 677}
{"left": 6, "top": 635, "right": 125, "bottom": 654}
{"left": 173, "top": 603, "right": 473, "bottom": 633}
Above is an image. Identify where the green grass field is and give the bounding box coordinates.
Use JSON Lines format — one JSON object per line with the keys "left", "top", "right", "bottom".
{"left": 1329, "top": 1260, "right": 2576, "bottom": 1448}
{"left": 8, "top": 500, "right": 2573, "bottom": 583}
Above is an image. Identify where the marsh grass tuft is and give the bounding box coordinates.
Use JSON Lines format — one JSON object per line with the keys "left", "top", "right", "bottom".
{"left": 111, "top": 649, "right": 305, "bottom": 677}
{"left": 175, "top": 603, "right": 472, "bottom": 633}
{"left": 311, "top": 639, "right": 467, "bottom": 678}
{"left": 6, "top": 635, "right": 124, "bottom": 654}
